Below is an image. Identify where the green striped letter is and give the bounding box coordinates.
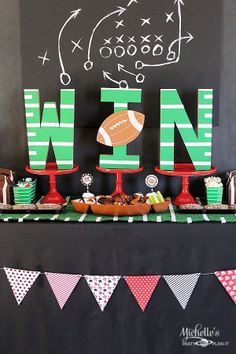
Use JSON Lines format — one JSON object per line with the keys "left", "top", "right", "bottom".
{"left": 99, "top": 88, "right": 142, "bottom": 169}
{"left": 24, "top": 89, "right": 75, "bottom": 169}
{"left": 160, "top": 89, "right": 213, "bottom": 171}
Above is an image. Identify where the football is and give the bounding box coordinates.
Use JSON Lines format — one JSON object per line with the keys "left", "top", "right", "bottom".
{"left": 97, "top": 110, "right": 145, "bottom": 147}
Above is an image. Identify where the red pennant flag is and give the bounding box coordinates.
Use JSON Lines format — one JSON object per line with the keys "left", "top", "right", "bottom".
{"left": 124, "top": 275, "right": 161, "bottom": 311}
{"left": 46, "top": 272, "right": 81, "bottom": 309}
{"left": 215, "top": 270, "right": 236, "bottom": 303}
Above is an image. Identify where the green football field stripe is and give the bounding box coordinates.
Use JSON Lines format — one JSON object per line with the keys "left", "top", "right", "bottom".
{"left": 2, "top": 201, "right": 236, "bottom": 223}
{"left": 101, "top": 88, "right": 142, "bottom": 103}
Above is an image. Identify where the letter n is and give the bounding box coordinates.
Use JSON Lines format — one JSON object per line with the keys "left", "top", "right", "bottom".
{"left": 160, "top": 89, "right": 213, "bottom": 171}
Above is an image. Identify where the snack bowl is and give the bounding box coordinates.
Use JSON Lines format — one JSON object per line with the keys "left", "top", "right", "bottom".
{"left": 71, "top": 199, "right": 91, "bottom": 213}
{"left": 151, "top": 199, "right": 170, "bottom": 213}
{"left": 91, "top": 203, "right": 151, "bottom": 216}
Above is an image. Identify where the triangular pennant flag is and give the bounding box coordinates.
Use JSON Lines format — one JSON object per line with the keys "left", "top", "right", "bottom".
{"left": 163, "top": 273, "right": 200, "bottom": 309}
{"left": 124, "top": 275, "right": 161, "bottom": 311}
{"left": 215, "top": 270, "right": 236, "bottom": 303}
{"left": 4, "top": 267, "right": 40, "bottom": 305}
{"left": 45, "top": 272, "right": 81, "bottom": 309}
{"left": 85, "top": 275, "right": 121, "bottom": 311}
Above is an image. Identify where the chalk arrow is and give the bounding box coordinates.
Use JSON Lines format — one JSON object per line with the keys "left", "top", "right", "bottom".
{"left": 117, "top": 64, "right": 145, "bottom": 84}
{"left": 174, "top": 0, "right": 184, "bottom": 6}
{"left": 185, "top": 31, "right": 193, "bottom": 43}
{"left": 58, "top": 9, "right": 82, "bottom": 85}
{"left": 118, "top": 63, "right": 136, "bottom": 77}
{"left": 103, "top": 71, "right": 128, "bottom": 88}
{"left": 168, "top": 31, "right": 193, "bottom": 54}
{"left": 84, "top": 7, "right": 126, "bottom": 71}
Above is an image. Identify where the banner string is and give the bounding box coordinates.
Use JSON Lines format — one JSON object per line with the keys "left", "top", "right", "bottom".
{"left": 0, "top": 267, "right": 220, "bottom": 277}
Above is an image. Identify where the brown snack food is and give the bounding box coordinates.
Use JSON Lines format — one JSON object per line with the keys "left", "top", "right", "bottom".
{"left": 97, "top": 196, "right": 111, "bottom": 205}
{"left": 36, "top": 203, "right": 62, "bottom": 210}
{"left": 204, "top": 204, "right": 229, "bottom": 210}
{"left": 179, "top": 204, "right": 203, "bottom": 210}
{"left": 0, "top": 203, "right": 12, "bottom": 210}
{"left": 111, "top": 194, "right": 126, "bottom": 205}
{"left": 12, "top": 204, "right": 36, "bottom": 210}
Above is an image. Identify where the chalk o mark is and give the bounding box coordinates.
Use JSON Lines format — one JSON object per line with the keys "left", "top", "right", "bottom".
{"left": 84, "top": 60, "right": 94, "bottom": 71}
{"left": 127, "top": 44, "right": 137, "bottom": 56}
{"left": 153, "top": 44, "right": 163, "bottom": 56}
{"left": 135, "top": 61, "right": 144, "bottom": 70}
{"left": 167, "top": 51, "right": 176, "bottom": 61}
{"left": 141, "top": 45, "right": 151, "bottom": 55}
{"left": 136, "top": 73, "right": 145, "bottom": 84}
{"left": 114, "top": 46, "right": 125, "bottom": 58}
{"left": 100, "top": 46, "right": 112, "bottom": 58}
{"left": 60, "top": 73, "right": 72, "bottom": 86}
{"left": 119, "top": 80, "right": 129, "bottom": 89}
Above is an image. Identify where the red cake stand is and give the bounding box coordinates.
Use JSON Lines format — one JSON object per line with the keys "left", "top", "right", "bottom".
{"left": 96, "top": 166, "right": 143, "bottom": 196}
{"left": 155, "top": 163, "right": 216, "bottom": 206}
{"left": 26, "top": 162, "right": 79, "bottom": 204}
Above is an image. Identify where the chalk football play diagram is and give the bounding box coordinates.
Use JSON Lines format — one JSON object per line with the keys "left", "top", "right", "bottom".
{"left": 37, "top": 0, "right": 193, "bottom": 88}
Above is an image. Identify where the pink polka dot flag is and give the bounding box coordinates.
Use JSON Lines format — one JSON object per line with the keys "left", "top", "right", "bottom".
{"left": 45, "top": 272, "right": 82, "bottom": 309}
{"left": 4, "top": 267, "right": 40, "bottom": 305}
{"left": 215, "top": 270, "right": 236, "bottom": 304}
{"left": 85, "top": 275, "right": 121, "bottom": 311}
{"left": 124, "top": 275, "right": 161, "bottom": 311}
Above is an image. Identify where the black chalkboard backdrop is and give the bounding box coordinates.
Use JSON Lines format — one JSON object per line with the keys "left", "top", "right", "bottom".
{"left": 5, "top": 0, "right": 224, "bottom": 196}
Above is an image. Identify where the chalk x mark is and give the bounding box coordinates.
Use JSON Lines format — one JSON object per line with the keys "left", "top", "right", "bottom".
{"left": 104, "top": 37, "right": 112, "bottom": 45}
{"left": 38, "top": 51, "right": 50, "bottom": 65}
{"left": 166, "top": 12, "right": 174, "bottom": 23}
{"left": 140, "top": 18, "right": 151, "bottom": 26}
{"left": 71, "top": 38, "right": 83, "bottom": 53}
{"left": 115, "top": 20, "right": 124, "bottom": 28}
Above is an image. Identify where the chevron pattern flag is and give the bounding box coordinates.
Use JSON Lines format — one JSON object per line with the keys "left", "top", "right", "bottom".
{"left": 85, "top": 275, "right": 121, "bottom": 311}
{"left": 4, "top": 267, "right": 40, "bottom": 305}
{"left": 45, "top": 272, "right": 82, "bottom": 309}
{"left": 215, "top": 270, "right": 236, "bottom": 304}
{"left": 163, "top": 273, "right": 200, "bottom": 309}
{"left": 124, "top": 275, "right": 161, "bottom": 311}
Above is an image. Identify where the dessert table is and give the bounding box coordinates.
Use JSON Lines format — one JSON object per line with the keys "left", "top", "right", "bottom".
{"left": 0, "top": 222, "right": 235, "bottom": 354}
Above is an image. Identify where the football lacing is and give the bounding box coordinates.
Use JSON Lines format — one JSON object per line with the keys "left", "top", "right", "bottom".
{"left": 109, "top": 119, "right": 128, "bottom": 131}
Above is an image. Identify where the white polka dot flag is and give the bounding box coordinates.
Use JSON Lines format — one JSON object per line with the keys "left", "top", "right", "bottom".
{"left": 84, "top": 275, "right": 121, "bottom": 311}
{"left": 215, "top": 270, "right": 236, "bottom": 304}
{"left": 163, "top": 273, "right": 200, "bottom": 310}
{"left": 45, "top": 272, "right": 82, "bottom": 309}
{"left": 124, "top": 275, "right": 161, "bottom": 311}
{"left": 4, "top": 267, "right": 40, "bottom": 305}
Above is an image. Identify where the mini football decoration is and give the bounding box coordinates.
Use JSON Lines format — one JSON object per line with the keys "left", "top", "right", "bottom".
{"left": 97, "top": 110, "right": 145, "bottom": 147}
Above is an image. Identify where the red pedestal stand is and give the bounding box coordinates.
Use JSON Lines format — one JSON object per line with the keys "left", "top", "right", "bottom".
{"left": 26, "top": 162, "right": 79, "bottom": 204}
{"left": 96, "top": 166, "right": 143, "bottom": 196}
{"left": 155, "top": 163, "right": 216, "bottom": 206}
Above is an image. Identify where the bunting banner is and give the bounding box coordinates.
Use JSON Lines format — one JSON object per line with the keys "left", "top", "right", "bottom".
{"left": 124, "top": 275, "right": 161, "bottom": 311}
{"left": 84, "top": 275, "right": 121, "bottom": 311}
{"left": 215, "top": 270, "right": 236, "bottom": 304}
{"left": 163, "top": 273, "right": 200, "bottom": 309}
{"left": 45, "top": 272, "right": 82, "bottom": 309}
{"left": 4, "top": 267, "right": 40, "bottom": 305}
{"left": 2, "top": 267, "right": 236, "bottom": 311}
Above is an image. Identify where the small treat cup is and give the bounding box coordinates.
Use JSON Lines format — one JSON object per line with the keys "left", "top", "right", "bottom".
{"left": 206, "top": 186, "right": 223, "bottom": 204}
